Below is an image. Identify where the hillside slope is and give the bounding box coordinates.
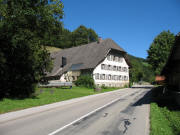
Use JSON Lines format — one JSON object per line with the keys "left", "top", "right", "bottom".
{"left": 128, "top": 54, "right": 155, "bottom": 83}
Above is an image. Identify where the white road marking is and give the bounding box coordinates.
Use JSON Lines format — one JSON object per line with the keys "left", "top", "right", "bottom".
{"left": 48, "top": 92, "right": 134, "bottom": 135}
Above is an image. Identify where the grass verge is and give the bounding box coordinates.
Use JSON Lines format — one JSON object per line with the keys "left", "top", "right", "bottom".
{"left": 0, "top": 86, "right": 119, "bottom": 114}
{"left": 150, "top": 87, "right": 180, "bottom": 135}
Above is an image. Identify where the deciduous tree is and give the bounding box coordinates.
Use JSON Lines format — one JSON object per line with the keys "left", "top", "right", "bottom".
{"left": 72, "top": 25, "right": 98, "bottom": 46}
{"left": 147, "top": 31, "right": 175, "bottom": 75}
{"left": 0, "top": 0, "right": 64, "bottom": 98}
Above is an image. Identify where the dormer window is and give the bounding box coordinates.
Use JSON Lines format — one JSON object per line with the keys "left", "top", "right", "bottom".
{"left": 61, "top": 57, "right": 67, "bottom": 67}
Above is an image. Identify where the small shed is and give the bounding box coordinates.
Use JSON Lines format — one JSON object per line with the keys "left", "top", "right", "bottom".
{"left": 161, "top": 33, "right": 180, "bottom": 91}
{"left": 161, "top": 33, "right": 180, "bottom": 105}
{"left": 155, "top": 75, "right": 165, "bottom": 85}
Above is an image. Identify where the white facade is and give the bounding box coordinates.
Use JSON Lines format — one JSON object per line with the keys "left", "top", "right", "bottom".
{"left": 58, "top": 53, "right": 129, "bottom": 87}
{"left": 93, "top": 54, "right": 129, "bottom": 87}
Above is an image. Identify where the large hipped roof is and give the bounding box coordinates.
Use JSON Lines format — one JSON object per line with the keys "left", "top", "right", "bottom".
{"left": 47, "top": 38, "right": 130, "bottom": 77}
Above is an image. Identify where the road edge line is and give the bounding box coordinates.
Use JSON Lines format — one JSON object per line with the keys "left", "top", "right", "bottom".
{"left": 0, "top": 88, "right": 129, "bottom": 124}
{"left": 48, "top": 92, "right": 132, "bottom": 135}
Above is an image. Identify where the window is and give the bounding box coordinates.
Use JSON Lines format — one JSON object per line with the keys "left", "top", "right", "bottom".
{"left": 112, "top": 75, "right": 114, "bottom": 80}
{"left": 108, "top": 65, "right": 111, "bottom": 70}
{"left": 111, "top": 55, "right": 114, "bottom": 61}
{"left": 95, "top": 73, "right": 99, "bottom": 79}
{"left": 124, "top": 76, "right": 128, "bottom": 81}
{"left": 122, "top": 67, "right": 126, "bottom": 72}
{"left": 101, "top": 64, "right": 105, "bottom": 70}
{"left": 125, "top": 67, "right": 128, "bottom": 72}
{"left": 105, "top": 74, "right": 108, "bottom": 80}
{"left": 107, "top": 55, "right": 111, "bottom": 60}
{"left": 119, "top": 57, "right": 123, "bottom": 63}
{"left": 115, "top": 56, "right": 118, "bottom": 62}
{"left": 72, "top": 76, "right": 75, "bottom": 81}
{"left": 118, "top": 57, "right": 121, "bottom": 62}
{"left": 99, "top": 74, "right": 105, "bottom": 80}
{"left": 112, "top": 75, "right": 116, "bottom": 80}
{"left": 108, "top": 65, "right": 113, "bottom": 70}
{"left": 100, "top": 74, "right": 103, "bottom": 80}
{"left": 119, "top": 75, "right": 122, "bottom": 80}
{"left": 121, "top": 76, "right": 124, "bottom": 81}
{"left": 114, "top": 75, "right": 116, "bottom": 80}
{"left": 118, "top": 66, "right": 121, "bottom": 71}
{"left": 105, "top": 64, "right": 108, "bottom": 70}
{"left": 115, "top": 75, "right": 118, "bottom": 81}
{"left": 108, "top": 75, "right": 111, "bottom": 80}
{"left": 102, "top": 74, "right": 105, "bottom": 80}
{"left": 124, "top": 67, "right": 126, "bottom": 72}
{"left": 113, "top": 66, "right": 117, "bottom": 71}
{"left": 117, "top": 76, "right": 119, "bottom": 81}
{"left": 122, "top": 67, "right": 124, "bottom": 72}
{"left": 113, "top": 56, "right": 116, "bottom": 61}
{"left": 124, "top": 76, "right": 127, "bottom": 81}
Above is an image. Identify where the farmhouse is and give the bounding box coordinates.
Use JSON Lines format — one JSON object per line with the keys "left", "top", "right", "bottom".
{"left": 47, "top": 38, "right": 131, "bottom": 87}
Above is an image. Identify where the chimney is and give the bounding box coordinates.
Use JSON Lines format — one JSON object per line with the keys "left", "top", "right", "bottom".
{"left": 97, "top": 37, "right": 103, "bottom": 43}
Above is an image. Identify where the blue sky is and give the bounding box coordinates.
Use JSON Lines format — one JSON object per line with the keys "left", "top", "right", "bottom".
{"left": 61, "top": 0, "right": 180, "bottom": 58}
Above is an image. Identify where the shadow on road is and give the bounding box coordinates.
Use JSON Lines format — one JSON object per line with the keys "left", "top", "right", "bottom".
{"left": 132, "top": 90, "right": 152, "bottom": 106}
{"left": 132, "top": 86, "right": 180, "bottom": 111}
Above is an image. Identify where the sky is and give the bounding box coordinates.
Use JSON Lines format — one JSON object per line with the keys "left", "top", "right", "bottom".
{"left": 61, "top": 0, "right": 180, "bottom": 58}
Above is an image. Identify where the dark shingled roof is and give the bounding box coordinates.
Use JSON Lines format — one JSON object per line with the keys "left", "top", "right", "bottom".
{"left": 47, "top": 38, "right": 130, "bottom": 77}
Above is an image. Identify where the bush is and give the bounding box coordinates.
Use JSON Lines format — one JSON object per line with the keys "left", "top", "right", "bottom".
{"left": 101, "top": 84, "right": 108, "bottom": 89}
{"left": 124, "top": 84, "right": 129, "bottom": 88}
{"left": 101, "top": 85, "right": 117, "bottom": 89}
{"left": 74, "top": 75, "right": 95, "bottom": 88}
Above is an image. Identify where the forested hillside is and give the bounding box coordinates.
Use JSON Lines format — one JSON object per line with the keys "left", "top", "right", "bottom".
{"left": 45, "top": 25, "right": 98, "bottom": 49}
{"left": 128, "top": 54, "right": 155, "bottom": 84}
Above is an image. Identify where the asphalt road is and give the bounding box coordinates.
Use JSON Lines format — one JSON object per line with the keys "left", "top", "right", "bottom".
{"left": 0, "top": 87, "right": 151, "bottom": 135}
